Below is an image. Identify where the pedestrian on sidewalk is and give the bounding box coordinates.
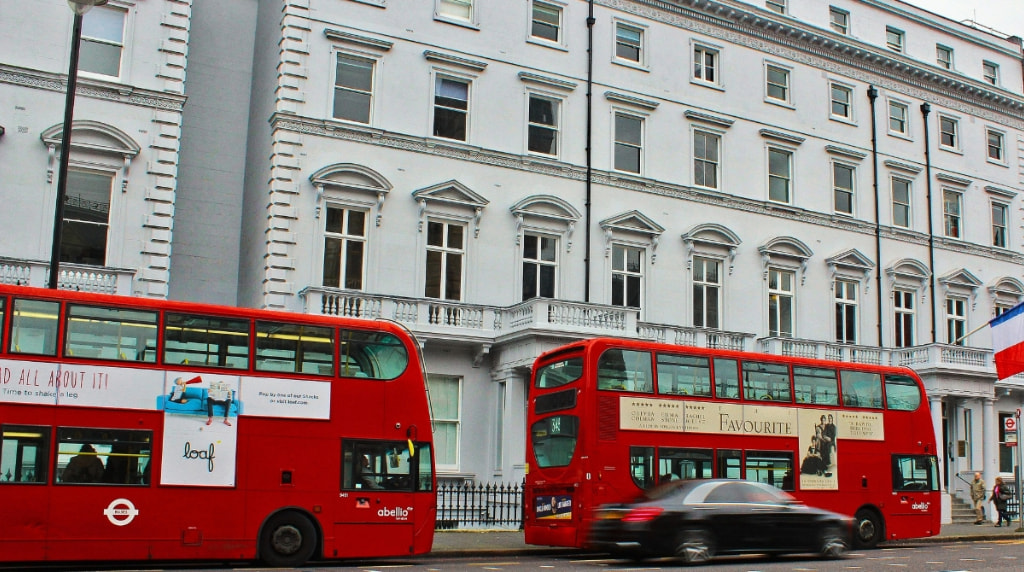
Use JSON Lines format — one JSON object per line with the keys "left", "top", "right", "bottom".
{"left": 971, "top": 472, "right": 986, "bottom": 524}
{"left": 989, "top": 476, "right": 1012, "bottom": 527}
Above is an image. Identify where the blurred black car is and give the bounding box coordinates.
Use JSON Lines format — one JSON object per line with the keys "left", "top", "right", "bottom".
{"left": 588, "top": 479, "right": 852, "bottom": 564}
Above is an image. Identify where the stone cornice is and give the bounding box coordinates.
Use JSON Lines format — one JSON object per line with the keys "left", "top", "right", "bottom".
{"left": 270, "top": 112, "right": 1024, "bottom": 267}
{"left": 599, "top": 0, "right": 1024, "bottom": 127}
{"left": 0, "top": 64, "right": 186, "bottom": 111}
{"left": 323, "top": 28, "right": 394, "bottom": 51}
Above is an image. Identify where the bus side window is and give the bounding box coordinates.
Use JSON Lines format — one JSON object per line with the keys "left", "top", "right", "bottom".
{"left": 884, "top": 374, "right": 921, "bottom": 411}
{"left": 597, "top": 349, "right": 652, "bottom": 392}
{"left": 742, "top": 361, "right": 791, "bottom": 402}
{"left": 841, "top": 371, "right": 883, "bottom": 408}
{"left": 713, "top": 358, "right": 740, "bottom": 399}
{"left": 656, "top": 353, "right": 711, "bottom": 396}
{"left": 256, "top": 321, "right": 334, "bottom": 376}
{"left": 629, "top": 446, "right": 654, "bottom": 489}
{"left": 0, "top": 297, "right": 5, "bottom": 350}
{"left": 65, "top": 304, "right": 158, "bottom": 362}
{"left": 9, "top": 298, "right": 59, "bottom": 356}
{"left": 339, "top": 330, "right": 410, "bottom": 380}
{"left": 55, "top": 427, "right": 152, "bottom": 486}
{"left": 163, "top": 313, "right": 250, "bottom": 369}
{"left": 793, "top": 366, "right": 838, "bottom": 405}
{"left": 1, "top": 425, "right": 50, "bottom": 484}
{"left": 744, "top": 450, "right": 794, "bottom": 491}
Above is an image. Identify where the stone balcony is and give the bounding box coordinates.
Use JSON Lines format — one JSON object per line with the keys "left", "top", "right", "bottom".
{"left": 0, "top": 257, "right": 135, "bottom": 294}
{"left": 302, "top": 287, "right": 1023, "bottom": 392}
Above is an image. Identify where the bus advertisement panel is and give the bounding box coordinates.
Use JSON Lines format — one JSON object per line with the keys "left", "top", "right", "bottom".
{"left": 0, "top": 285, "right": 436, "bottom": 566}
{"left": 524, "top": 337, "right": 939, "bottom": 550}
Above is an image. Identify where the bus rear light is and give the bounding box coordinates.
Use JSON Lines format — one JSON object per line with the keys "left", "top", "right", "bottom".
{"left": 623, "top": 507, "right": 663, "bottom": 522}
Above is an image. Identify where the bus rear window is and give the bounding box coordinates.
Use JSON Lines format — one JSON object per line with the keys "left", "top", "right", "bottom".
{"left": 531, "top": 415, "right": 578, "bottom": 468}
{"left": 597, "top": 349, "right": 652, "bottom": 392}
{"left": 885, "top": 374, "right": 922, "bottom": 411}
{"left": 535, "top": 356, "right": 582, "bottom": 388}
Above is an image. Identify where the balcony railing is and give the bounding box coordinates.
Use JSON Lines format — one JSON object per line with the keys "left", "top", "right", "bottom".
{"left": 302, "top": 287, "right": 1015, "bottom": 380}
{"left": 0, "top": 258, "right": 134, "bottom": 294}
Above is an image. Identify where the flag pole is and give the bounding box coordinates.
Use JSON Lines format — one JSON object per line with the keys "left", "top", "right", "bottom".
{"left": 952, "top": 321, "right": 991, "bottom": 346}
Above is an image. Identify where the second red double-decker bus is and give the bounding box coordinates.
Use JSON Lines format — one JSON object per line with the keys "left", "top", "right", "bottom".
{"left": 0, "top": 284, "right": 435, "bottom": 566}
{"left": 524, "top": 337, "right": 940, "bottom": 550}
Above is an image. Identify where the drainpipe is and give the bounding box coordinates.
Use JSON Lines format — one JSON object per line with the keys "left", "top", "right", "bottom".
{"left": 867, "top": 86, "right": 883, "bottom": 347}
{"left": 584, "top": 0, "right": 595, "bottom": 302}
{"left": 920, "top": 102, "right": 937, "bottom": 344}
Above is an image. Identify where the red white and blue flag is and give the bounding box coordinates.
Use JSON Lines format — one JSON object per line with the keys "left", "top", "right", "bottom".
{"left": 990, "top": 301, "right": 1024, "bottom": 380}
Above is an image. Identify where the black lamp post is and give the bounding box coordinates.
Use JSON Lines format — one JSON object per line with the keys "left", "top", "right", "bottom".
{"left": 49, "top": 0, "right": 108, "bottom": 289}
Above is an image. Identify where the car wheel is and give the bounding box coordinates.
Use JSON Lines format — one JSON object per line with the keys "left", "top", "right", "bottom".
{"left": 819, "top": 524, "right": 849, "bottom": 559}
{"left": 853, "top": 509, "right": 883, "bottom": 549}
{"left": 674, "top": 527, "right": 715, "bottom": 564}
{"left": 259, "top": 511, "right": 318, "bottom": 567}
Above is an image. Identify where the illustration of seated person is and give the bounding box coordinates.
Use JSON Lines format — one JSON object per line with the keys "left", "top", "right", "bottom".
{"left": 206, "top": 381, "right": 233, "bottom": 426}
{"left": 169, "top": 376, "right": 202, "bottom": 403}
{"left": 800, "top": 445, "right": 825, "bottom": 476}
{"left": 62, "top": 444, "right": 105, "bottom": 483}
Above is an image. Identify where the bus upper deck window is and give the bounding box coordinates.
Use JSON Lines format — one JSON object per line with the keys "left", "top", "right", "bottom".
{"left": 65, "top": 304, "right": 157, "bottom": 362}
{"left": 597, "top": 349, "right": 652, "bottom": 392}
{"left": 163, "top": 313, "right": 250, "bottom": 370}
{"left": 841, "top": 371, "right": 883, "bottom": 409}
{"left": 884, "top": 374, "right": 922, "bottom": 411}
{"left": 338, "top": 330, "right": 409, "bottom": 380}
{"left": 256, "top": 322, "right": 334, "bottom": 376}
{"left": 9, "top": 298, "right": 59, "bottom": 356}
{"left": 535, "top": 356, "right": 582, "bottom": 388}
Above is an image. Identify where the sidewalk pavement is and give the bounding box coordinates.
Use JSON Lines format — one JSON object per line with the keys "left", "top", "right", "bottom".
{"left": 430, "top": 521, "right": 1023, "bottom": 557}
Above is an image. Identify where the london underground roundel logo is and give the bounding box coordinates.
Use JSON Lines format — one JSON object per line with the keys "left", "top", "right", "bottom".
{"left": 103, "top": 498, "right": 139, "bottom": 526}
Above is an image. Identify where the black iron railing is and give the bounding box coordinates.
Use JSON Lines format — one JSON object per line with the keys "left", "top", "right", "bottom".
{"left": 436, "top": 481, "right": 523, "bottom": 530}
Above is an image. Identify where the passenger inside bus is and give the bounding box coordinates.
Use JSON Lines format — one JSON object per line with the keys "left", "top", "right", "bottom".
{"left": 358, "top": 455, "right": 383, "bottom": 489}
{"left": 62, "top": 444, "right": 104, "bottom": 483}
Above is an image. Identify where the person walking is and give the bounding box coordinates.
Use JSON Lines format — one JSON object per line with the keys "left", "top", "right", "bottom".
{"left": 990, "top": 476, "right": 1012, "bottom": 527}
{"left": 971, "top": 472, "right": 987, "bottom": 524}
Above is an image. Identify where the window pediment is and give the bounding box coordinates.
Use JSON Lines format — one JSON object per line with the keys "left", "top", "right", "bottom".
{"left": 938, "top": 268, "right": 981, "bottom": 309}
{"left": 600, "top": 210, "right": 664, "bottom": 263}
{"left": 759, "top": 236, "right": 812, "bottom": 283}
{"left": 989, "top": 277, "right": 1024, "bottom": 311}
{"left": 682, "top": 223, "right": 741, "bottom": 274}
{"left": 886, "top": 258, "right": 930, "bottom": 297}
{"left": 310, "top": 163, "right": 392, "bottom": 224}
{"left": 413, "top": 180, "right": 489, "bottom": 237}
{"left": 510, "top": 195, "right": 581, "bottom": 251}
{"left": 40, "top": 120, "right": 140, "bottom": 189}
{"left": 826, "top": 248, "right": 874, "bottom": 284}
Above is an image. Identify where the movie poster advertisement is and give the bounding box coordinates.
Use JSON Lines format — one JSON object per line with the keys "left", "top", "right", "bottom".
{"left": 797, "top": 409, "right": 839, "bottom": 491}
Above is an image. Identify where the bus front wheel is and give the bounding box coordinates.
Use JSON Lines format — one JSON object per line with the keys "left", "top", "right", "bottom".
{"left": 260, "top": 511, "right": 318, "bottom": 567}
{"left": 853, "top": 509, "right": 883, "bottom": 549}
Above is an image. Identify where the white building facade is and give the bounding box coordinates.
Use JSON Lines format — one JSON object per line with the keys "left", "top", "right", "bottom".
{"left": 2, "top": 0, "right": 1023, "bottom": 522}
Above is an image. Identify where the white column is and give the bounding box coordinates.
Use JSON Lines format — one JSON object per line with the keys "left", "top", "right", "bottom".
{"left": 930, "top": 395, "right": 945, "bottom": 490}
{"left": 983, "top": 396, "right": 997, "bottom": 522}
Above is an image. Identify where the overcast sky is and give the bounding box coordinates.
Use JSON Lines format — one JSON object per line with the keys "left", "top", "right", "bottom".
{"left": 903, "top": 0, "right": 1024, "bottom": 39}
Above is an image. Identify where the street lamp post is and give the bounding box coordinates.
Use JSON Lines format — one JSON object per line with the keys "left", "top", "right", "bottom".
{"left": 48, "top": 0, "right": 108, "bottom": 289}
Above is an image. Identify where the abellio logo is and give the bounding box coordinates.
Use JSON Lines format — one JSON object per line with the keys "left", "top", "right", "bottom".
{"left": 378, "top": 506, "right": 414, "bottom": 520}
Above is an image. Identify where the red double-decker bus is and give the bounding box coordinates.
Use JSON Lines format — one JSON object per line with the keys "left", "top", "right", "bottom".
{"left": 524, "top": 337, "right": 940, "bottom": 550}
{"left": 0, "top": 284, "right": 435, "bottom": 566}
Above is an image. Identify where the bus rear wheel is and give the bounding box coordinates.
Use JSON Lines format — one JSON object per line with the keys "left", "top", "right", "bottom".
{"left": 260, "top": 511, "right": 318, "bottom": 567}
{"left": 853, "top": 509, "right": 883, "bottom": 549}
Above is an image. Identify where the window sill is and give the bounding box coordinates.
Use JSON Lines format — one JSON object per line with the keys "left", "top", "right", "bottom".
{"left": 764, "top": 98, "right": 794, "bottom": 110}
{"left": 433, "top": 15, "right": 480, "bottom": 31}
{"left": 348, "top": 0, "right": 386, "bottom": 7}
{"left": 986, "top": 158, "right": 1009, "bottom": 168}
{"left": 938, "top": 146, "right": 963, "bottom": 155}
{"left": 887, "top": 131, "right": 913, "bottom": 141}
{"left": 526, "top": 37, "right": 568, "bottom": 52}
{"left": 829, "top": 115, "right": 857, "bottom": 127}
{"left": 690, "top": 79, "right": 724, "bottom": 92}
{"left": 611, "top": 58, "right": 649, "bottom": 72}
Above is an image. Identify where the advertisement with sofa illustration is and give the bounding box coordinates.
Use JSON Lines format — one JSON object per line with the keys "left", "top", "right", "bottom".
{"left": 0, "top": 358, "right": 332, "bottom": 487}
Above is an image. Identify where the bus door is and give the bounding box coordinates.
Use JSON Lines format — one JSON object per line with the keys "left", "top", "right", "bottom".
{"left": 335, "top": 440, "right": 421, "bottom": 557}
{"left": 891, "top": 454, "right": 940, "bottom": 536}
{"left": 0, "top": 422, "right": 52, "bottom": 560}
